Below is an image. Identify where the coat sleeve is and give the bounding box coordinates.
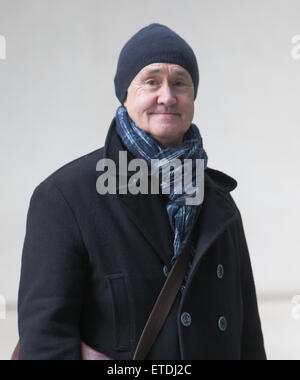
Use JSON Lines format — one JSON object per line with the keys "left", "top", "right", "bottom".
{"left": 17, "top": 179, "right": 88, "bottom": 360}
{"left": 237, "top": 215, "right": 267, "bottom": 360}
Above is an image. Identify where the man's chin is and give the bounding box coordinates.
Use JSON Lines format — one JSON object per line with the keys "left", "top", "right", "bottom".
{"left": 151, "top": 123, "right": 182, "bottom": 136}
{"left": 148, "top": 127, "right": 184, "bottom": 148}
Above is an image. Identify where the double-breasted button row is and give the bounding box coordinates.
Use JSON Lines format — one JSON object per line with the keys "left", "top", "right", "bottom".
{"left": 170, "top": 264, "right": 227, "bottom": 332}
{"left": 167, "top": 263, "right": 224, "bottom": 279}
{"left": 216, "top": 265, "right": 227, "bottom": 331}
{"left": 180, "top": 312, "right": 227, "bottom": 331}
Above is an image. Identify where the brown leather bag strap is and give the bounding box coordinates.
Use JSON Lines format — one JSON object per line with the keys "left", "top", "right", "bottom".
{"left": 132, "top": 206, "right": 201, "bottom": 360}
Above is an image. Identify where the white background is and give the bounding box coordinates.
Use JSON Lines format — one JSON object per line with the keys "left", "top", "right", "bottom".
{"left": 0, "top": 0, "right": 300, "bottom": 359}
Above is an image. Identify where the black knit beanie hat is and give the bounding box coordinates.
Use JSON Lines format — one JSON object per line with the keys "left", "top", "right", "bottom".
{"left": 114, "top": 23, "right": 199, "bottom": 105}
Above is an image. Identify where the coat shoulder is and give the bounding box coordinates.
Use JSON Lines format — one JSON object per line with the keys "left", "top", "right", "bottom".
{"left": 205, "top": 167, "right": 238, "bottom": 193}
{"left": 205, "top": 167, "right": 241, "bottom": 218}
{"left": 33, "top": 147, "right": 105, "bottom": 195}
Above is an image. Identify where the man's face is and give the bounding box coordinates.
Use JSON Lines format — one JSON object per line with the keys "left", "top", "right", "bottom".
{"left": 123, "top": 63, "right": 195, "bottom": 149}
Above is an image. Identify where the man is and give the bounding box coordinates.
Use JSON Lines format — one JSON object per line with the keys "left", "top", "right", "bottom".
{"left": 17, "top": 23, "right": 267, "bottom": 360}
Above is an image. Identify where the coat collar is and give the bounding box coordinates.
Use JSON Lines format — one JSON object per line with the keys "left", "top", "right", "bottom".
{"left": 100, "top": 117, "right": 240, "bottom": 271}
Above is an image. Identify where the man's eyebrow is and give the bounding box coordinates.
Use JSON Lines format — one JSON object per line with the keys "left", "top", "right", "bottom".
{"left": 142, "top": 68, "right": 189, "bottom": 77}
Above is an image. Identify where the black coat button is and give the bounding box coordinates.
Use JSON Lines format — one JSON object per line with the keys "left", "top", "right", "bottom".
{"left": 163, "top": 265, "right": 169, "bottom": 277}
{"left": 218, "top": 316, "right": 227, "bottom": 332}
{"left": 181, "top": 312, "right": 192, "bottom": 327}
{"left": 217, "top": 264, "right": 224, "bottom": 279}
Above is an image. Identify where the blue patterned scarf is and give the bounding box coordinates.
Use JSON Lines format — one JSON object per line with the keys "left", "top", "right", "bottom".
{"left": 115, "top": 106, "right": 208, "bottom": 286}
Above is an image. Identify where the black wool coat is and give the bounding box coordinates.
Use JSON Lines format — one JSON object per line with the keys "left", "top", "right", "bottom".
{"left": 17, "top": 118, "right": 267, "bottom": 360}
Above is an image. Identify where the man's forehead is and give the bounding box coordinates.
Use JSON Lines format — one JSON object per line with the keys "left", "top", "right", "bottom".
{"left": 139, "top": 63, "right": 190, "bottom": 77}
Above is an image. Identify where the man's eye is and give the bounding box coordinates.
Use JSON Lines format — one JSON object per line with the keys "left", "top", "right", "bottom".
{"left": 145, "top": 80, "right": 184, "bottom": 86}
{"left": 146, "top": 80, "right": 157, "bottom": 86}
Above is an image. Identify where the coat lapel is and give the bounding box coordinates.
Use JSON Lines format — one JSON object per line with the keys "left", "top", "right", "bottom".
{"left": 101, "top": 118, "right": 174, "bottom": 266}
{"left": 101, "top": 118, "right": 239, "bottom": 270}
{"left": 118, "top": 192, "right": 175, "bottom": 265}
{"left": 189, "top": 175, "right": 240, "bottom": 275}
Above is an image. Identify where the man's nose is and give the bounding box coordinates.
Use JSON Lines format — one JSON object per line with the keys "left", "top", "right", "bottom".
{"left": 157, "top": 83, "right": 177, "bottom": 105}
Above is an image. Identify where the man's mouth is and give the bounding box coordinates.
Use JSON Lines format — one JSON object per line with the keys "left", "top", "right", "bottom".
{"left": 152, "top": 113, "right": 180, "bottom": 116}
